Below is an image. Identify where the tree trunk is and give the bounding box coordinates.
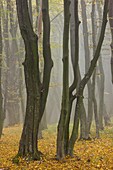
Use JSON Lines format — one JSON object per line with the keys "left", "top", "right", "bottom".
{"left": 15, "top": 0, "right": 41, "bottom": 160}
{"left": 15, "top": 0, "right": 53, "bottom": 161}
{"left": 57, "top": 0, "right": 70, "bottom": 160}
{"left": 68, "top": 0, "right": 108, "bottom": 156}
{"left": 8, "top": 0, "right": 20, "bottom": 125}
{"left": 91, "top": 0, "right": 100, "bottom": 138}
{"left": 64, "top": 0, "right": 80, "bottom": 155}
{"left": 81, "top": 0, "right": 93, "bottom": 137}
{"left": 96, "top": 1, "right": 105, "bottom": 130}
{"left": 0, "top": 0, "right": 4, "bottom": 138}
{"left": 108, "top": 0, "right": 113, "bottom": 83}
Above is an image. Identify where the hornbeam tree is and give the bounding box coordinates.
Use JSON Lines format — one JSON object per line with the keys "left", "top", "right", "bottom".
{"left": 57, "top": 0, "right": 70, "bottom": 160}
{"left": 15, "top": 0, "right": 53, "bottom": 161}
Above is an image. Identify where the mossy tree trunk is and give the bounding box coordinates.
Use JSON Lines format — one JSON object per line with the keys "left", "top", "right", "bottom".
{"left": 68, "top": 0, "right": 109, "bottom": 156}
{"left": 57, "top": 0, "right": 70, "bottom": 160}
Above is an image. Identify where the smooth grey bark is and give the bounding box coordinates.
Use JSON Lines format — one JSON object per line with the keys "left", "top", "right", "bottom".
{"left": 81, "top": 0, "right": 93, "bottom": 137}
{"left": 8, "top": 0, "right": 20, "bottom": 125}
{"left": 91, "top": 0, "right": 100, "bottom": 138}
{"left": 97, "top": 1, "right": 105, "bottom": 130}
{"left": 2, "top": 0, "right": 10, "bottom": 125}
{"left": 108, "top": 0, "right": 113, "bottom": 83}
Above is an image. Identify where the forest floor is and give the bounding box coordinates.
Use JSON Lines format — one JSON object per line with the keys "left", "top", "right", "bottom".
{"left": 0, "top": 125, "right": 113, "bottom": 169}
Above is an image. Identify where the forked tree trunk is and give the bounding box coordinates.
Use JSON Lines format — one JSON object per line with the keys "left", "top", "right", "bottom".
{"left": 15, "top": 0, "right": 52, "bottom": 161}
{"left": 57, "top": 0, "right": 70, "bottom": 160}
{"left": 68, "top": 0, "right": 109, "bottom": 156}
{"left": 64, "top": 0, "right": 80, "bottom": 155}
{"left": 15, "top": 0, "right": 41, "bottom": 160}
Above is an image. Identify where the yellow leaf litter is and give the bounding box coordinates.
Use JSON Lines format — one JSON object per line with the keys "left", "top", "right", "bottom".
{"left": 0, "top": 125, "right": 113, "bottom": 169}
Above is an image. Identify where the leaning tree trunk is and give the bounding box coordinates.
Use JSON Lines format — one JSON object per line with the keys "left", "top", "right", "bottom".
{"left": 97, "top": 1, "right": 105, "bottom": 130}
{"left": 40, "top": 0, "right": 53, "bottom": 117}
{"left": 57, "top": 0, "right": 70, "bottom": 160}
{"left": 108, "top": 0, "right": 113, "bottom": 84}
{"left": 68, "top": 0, "right": 109, "bottom": 156}
{"left": 0, "top": 0, "right": 4, "bottom": 138}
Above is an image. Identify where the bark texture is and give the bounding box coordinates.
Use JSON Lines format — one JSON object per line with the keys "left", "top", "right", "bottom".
{"left": 57, "top": 0, "right": 70, "bottom": 160}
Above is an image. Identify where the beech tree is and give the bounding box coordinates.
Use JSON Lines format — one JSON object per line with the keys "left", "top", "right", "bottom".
{"left": 91, "top": 0, "right": 99, "bottom": 138}
{"left": 57, "top": 0, "right": 70, "bottom": 160}
{"left": 15, "top": 0, "right": 53, "bottom": 160}
{"left": 81, "top": 0, "right": 93, "bottom": 138}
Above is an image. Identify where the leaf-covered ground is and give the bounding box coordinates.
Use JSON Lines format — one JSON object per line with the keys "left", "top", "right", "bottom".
{"left": 0, "top": 125, "right": 113, "bottom": 169}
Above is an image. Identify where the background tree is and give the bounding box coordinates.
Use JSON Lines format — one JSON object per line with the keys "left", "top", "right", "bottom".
{"left": 0, "top": 0, "right": 4, "bottom": 138}
{"left": 109, "top": 0, "right": 113, "bottom": 84}
{"left": 68, "top": 0, "right": 109, "bottom": 156}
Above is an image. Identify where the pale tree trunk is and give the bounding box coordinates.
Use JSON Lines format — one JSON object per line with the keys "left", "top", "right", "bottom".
{"left": 0, "top": 0, "right": 4, "bottom": 138}
{"left": 8, "top": 0, "right": 20, "bottom": 125}
{"left": 108, "top": 0, "right": 113, "bottom": 83}
{"left": 2, "top": 1, "right": 10, "bottom": 126}
{"left": 68, "top": 0, "right": 109, "bottom": 156}
{"left": 91, "top": 0, "right": 100, "bottom": 138}
{"left": 81, "top": 0, "right": 93, "bottom": 137}
{"left": 97, "top": 1, "right": 105, "bottom": 130}
{"left": 57, "top": 0, "right": 70, "bottom": 160}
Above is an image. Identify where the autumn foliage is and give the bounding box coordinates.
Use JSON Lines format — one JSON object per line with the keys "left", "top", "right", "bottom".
{"left": 0, "top": 125, "right": 113, "bottom": 169}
